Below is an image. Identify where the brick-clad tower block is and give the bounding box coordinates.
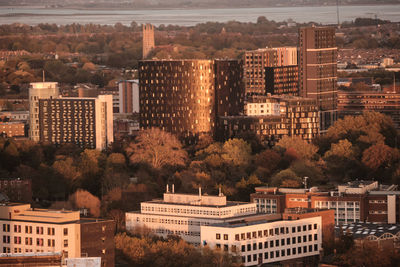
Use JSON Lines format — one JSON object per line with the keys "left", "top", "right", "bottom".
{"left": 142, "top": 24, "right": 155, "bottom": 59}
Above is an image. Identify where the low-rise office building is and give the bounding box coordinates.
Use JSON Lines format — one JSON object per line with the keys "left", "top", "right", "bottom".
{"left": 201, "top": 213, "right": 322, "bottom": 266}
{"left": 251, "top": 181, "right": 400, "bottom": 225}
{"left": 0, "top": 203, "right": 115, "bottom": 267}
{"left": 126, "top": 187, "right": 259, "bottom": 245}
{"left": 337, "top": 90, "right": 400, "bottom": 129}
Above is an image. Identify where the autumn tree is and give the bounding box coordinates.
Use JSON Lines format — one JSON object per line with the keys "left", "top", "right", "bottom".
{"left": 275, "top": 136, "right": 318, "bottom": 160}
{"left": 271, "top": 169, "right": 300, "bottom": 187}
{"left": 115, "top": 233, "right": 241, "bottom": 267}
{"left": 362, "top": 143, "right": 400, "bottom": 171}
{"left": 222, "top": 138, "right": 251, "bottom": 167}
{"left": 69, "top": 189, "right": 101, "bottom": 217}
{"left": 324, "top": 139, "right": 358, "bottom": 160}
{"left": 126, "top": 128, "right": 187, "bottom": 169}
{"left": 325, "top": 112, "right": 397, "bottom": 148}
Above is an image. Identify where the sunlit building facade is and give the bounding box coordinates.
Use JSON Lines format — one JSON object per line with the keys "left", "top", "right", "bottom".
{"left": 244, "top": 47, "right": 297, "bottom": 95}
{"left": 139, "top": 59, "right": 243, "bottom": 140}
{"left": 126, "top": 187, "right": 258, "bottom": 245}
{"left": 299, "top": 26, "right": 337, "bottom": 131}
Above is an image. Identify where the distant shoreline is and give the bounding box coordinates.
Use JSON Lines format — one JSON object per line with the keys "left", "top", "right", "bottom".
{"left": 1, "top": 3, "right": 400, "bottom": 11}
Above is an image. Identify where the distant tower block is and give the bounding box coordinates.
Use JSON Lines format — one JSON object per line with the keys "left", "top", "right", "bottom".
{"left": 142, "top": 24, "right": 155, "bottom": 59}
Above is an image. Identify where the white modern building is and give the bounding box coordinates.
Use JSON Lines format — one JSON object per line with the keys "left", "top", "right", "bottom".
{"left": 201, "top": 216, "right": 322, "bottom": 266}
{"left": 245, "top": 98, "right": 281, "bottom": 116}
{"left": 126, "top": 187, "right": 259, "bottom": 245}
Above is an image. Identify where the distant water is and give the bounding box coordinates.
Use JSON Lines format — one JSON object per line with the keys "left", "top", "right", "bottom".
{"left": 0, "top": 5, "right": 399, "bottom": 26}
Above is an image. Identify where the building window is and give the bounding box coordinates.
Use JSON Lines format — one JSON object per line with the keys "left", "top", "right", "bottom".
{"left": 264, "top": 241, "right": 268, "bottom": 248}
{"left": 223, "top": 234, "right": 228, "bottom": 240}
{"left": 314, "top": 234, "right": 318, "bottom": 241}
{"left": 36, "top": 227, "right": 43, "bottom": 235}
{"left": 258, "top": 242, "right": 262, "bottom": 249}
{"left": 247, "top": 244, "right": 251, "bottom": 251}
{"left": 253, "top": 243, "right": 257, "bottom": 250}
{"left": 314, "top": 223, "right": 317, "bottom": 229}
{"left": 63, "top": 228, "right": 68, "bottom": 236}
{"left": 3, "top": 224, "right": 10, "bottom": 232}
{"left": 247, "top": 255, "right": 251, "bottom": 262}
{"left": 48, "top": 228, "right": 55, "bottom": 235}
{"left": 64, "top": 239, "right": 68, "bottom": 247}
{"left": 36, "top": 238, "right": 43, "bottom": 246}
{"left": 241, "top": 245, "right": 245, "bottom": 252}
{"left": 216, "top": 234, "right": 221, "bottom": 240}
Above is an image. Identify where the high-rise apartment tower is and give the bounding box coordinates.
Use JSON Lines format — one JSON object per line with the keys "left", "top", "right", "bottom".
{"left": 299, "top": 26, "right": 338, "bottom": 131}
{"left": 244, "top": 47, "right": 297, "bottom": 95}
{"left": 29, "top": 82, "right": 59, "bottom": 142}
{"left": 139, "top": 59, "right": 243, "bottom": 140}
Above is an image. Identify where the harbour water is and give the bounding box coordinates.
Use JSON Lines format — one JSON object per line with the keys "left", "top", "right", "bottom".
{"left": 0, "top": 5, "right": 399, "bottom": 26}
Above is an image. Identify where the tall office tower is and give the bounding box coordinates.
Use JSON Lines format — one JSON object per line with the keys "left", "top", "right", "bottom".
{"left": 38, "top": 95, "right": 113, "bottom": 150}
{"left": 29, "top": 82, "right": 59, "bottom": 142}
{"left": 139, "top": 59, "right": 243, "bottom": 140}
{"left": 299, "top": 26, "right": 338, "bottom": 131}
{"left": 118, "top": 80, "right": 139, "bottom": 114}
{"left": 265, "top": 65, "right": 299, "bottom": 95}
{"left": 244, "top": 47, "right": 297, "bottom": 95}
{"left": 142, "top": 24, "right": 155, "bottom": 59}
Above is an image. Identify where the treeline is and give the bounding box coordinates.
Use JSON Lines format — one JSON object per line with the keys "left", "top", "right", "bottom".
{"left": 115, "top": 233, "right": 241, "bottom": 267}
{"left": 0, "top": 112, "right": 398, "bottom": 214}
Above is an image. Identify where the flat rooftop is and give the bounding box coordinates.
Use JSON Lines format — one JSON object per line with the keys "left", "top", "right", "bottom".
{"left": 145, "top": 199, "right": 253, "bottom": 208}
{"left": 336, "top": 222, "right": 400, "bottom": 239}
{"left": 206, "top": 214, "right": 287, "bottom": 228}
{"left": 340, "top": 180, "right": 376, "bottom": 188}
